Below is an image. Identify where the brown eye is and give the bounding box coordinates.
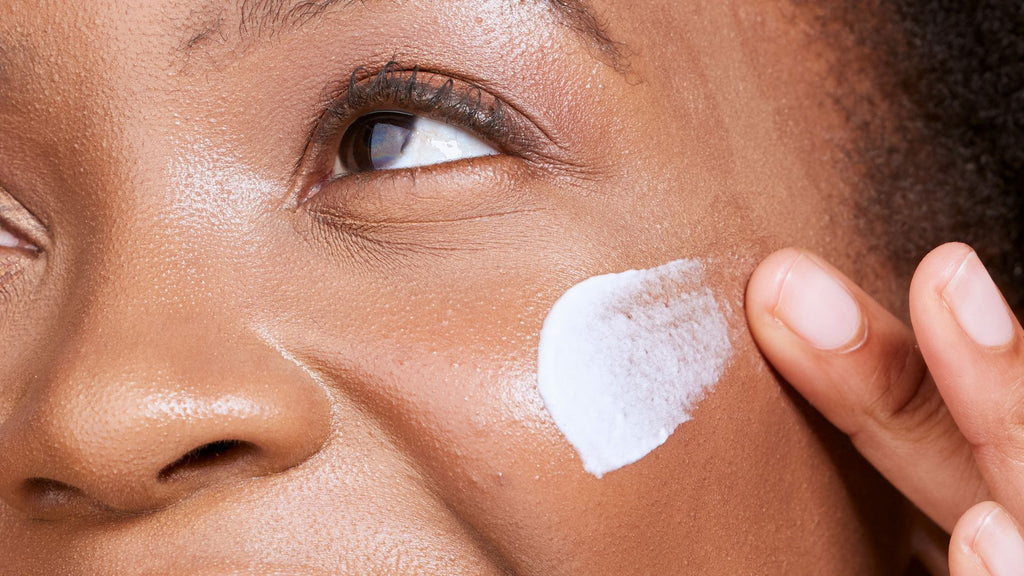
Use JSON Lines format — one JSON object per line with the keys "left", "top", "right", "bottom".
{"left": 332, "top": 112, "right": 497, "bottom": 177}
{"left": 335, "top": 112, "right": 417, "bottom": 174}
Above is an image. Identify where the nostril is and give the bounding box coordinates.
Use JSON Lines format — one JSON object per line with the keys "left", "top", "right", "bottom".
{"left": 20, "top": 478, "right": 87, "bottom": 509}
{"left": 18, "top": 475, "right": 93, "bottom": 516}
{"left": 157, "top": 440, "right": 258, "bottom": 482}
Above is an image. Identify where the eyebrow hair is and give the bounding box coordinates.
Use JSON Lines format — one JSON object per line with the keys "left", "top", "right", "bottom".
{"left": 186, "top": 0, "right": 623, "bottom": 68}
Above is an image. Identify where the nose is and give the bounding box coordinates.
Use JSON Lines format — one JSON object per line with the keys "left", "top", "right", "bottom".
{"left": 0, "top": 314, "right": 332, "bottom": 520}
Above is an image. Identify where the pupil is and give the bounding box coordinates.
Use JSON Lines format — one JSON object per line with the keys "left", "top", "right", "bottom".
{"left": 340, "top": 112, "right": 416, "bottom": 173}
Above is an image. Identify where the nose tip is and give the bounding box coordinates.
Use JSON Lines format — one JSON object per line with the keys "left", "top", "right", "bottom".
{"left": 0, "top": 353, "right": 331, "bottom": 520}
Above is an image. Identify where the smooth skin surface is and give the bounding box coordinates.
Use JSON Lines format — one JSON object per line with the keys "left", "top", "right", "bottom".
{"left": 0, "top": 0, "right": 966, "bottom": 573}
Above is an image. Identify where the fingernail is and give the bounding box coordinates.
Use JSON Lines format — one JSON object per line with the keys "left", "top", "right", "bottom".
{"left": 774, "top": 255, "right": 862, "bottom": 351}
{"left": 974, "top": 507, "right": 1024, "bottom": 576}
{"left": 942, "top": 252, "right": 1015, "bottom": 348}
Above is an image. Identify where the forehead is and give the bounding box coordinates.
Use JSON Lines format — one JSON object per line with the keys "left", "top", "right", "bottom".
{"left": 0, "top": 0, "right": 626, "bottom": 156}
{"left": 0, "top": 0, "right": 620, "bottom": 68}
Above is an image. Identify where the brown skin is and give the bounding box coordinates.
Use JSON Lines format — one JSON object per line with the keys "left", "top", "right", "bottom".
{"left": 0, "top": 0, "right": 911, "bottom": 574}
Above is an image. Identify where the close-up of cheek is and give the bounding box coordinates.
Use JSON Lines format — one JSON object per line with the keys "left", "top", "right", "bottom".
{"left": 537, "top": 259, "right": 733, "bottom": 479}
{"left": 250, "top": 176, "right": 887, "bottom": 572}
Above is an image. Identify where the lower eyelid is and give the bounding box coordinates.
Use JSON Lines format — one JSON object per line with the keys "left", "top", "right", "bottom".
{"left": 309, "top": 141, "right": 510, "bottom": 210}
{"left": 0, "top": 239, "right": 44, "bottom": 305}
{"left": 0, "top": 260, "right": 28, "bottom": 297}
{"left": 306, "top": 154, "right": 532, "bottom": 225}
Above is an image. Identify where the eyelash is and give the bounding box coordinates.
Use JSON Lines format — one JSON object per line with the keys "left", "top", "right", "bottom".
{"left": 307, "top": 61, "right": 519, "bottom": 181}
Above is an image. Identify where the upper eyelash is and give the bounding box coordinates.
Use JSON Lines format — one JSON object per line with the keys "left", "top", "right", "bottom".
{"left": 313, "top": 61, "right": 514, "bottom": 151}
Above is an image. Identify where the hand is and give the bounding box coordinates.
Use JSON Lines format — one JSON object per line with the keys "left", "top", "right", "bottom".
{"left": 745, "top": 243, "right": 1024, "bottom": 576}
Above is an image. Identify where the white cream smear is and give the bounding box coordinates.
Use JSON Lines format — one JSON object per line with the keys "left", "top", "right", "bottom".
{"left": 537, "top": 259, "right": 732, "bottom": 478}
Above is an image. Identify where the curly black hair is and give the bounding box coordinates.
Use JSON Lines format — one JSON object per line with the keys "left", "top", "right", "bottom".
{"left": 816, "top": 0, "right": 1023, "bottom": 313}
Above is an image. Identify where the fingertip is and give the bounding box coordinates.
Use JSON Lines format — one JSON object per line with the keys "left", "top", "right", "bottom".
{"left": 953, "top": 502, "right": 1003, "bottom": 548}
{"left": 745, "top": 248, "right": 803, "bottom": 319}
{"left": 909, "top": 242, "right": 975, "bottom": 349}
{"left": 911, "top": 239, "right": 1019, "bottom": 367}
{"left": 911, "top": 242, "right": 975, "bottom": 299}
{"left": 951, "top": 502, "right": 1024, "bottom": 576}
{"left": 950, "top": 502, "right": 998, "bottom": 576}
{"left": 920, "top": 243, "right": 1017, "bottom": 350}
{"left": 750, "top": 249, "right": 868, "bottom": 352}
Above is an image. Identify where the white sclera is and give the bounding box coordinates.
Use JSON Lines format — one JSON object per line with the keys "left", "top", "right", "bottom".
{"left": 387, "top": 117, "right": 497, "bottom": 170}
{"left": 0, "top": 228, "right": 20, "bottom": 248}
{"left": 537, "top": 259, "right": 733, "bottom": 478}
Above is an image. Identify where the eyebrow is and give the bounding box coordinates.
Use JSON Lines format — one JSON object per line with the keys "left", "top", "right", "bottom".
{"left": 185, "top": 0, "right": 623, "bottom": 68}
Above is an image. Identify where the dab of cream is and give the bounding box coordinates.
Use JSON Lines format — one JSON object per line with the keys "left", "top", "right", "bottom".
{"left": 537, "top": 259, "right": 732, "bottom": 478}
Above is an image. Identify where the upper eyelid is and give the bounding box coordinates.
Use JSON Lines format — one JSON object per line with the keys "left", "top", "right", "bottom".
{"left": 313, "top": 62, "right": 512, "bottom": 149}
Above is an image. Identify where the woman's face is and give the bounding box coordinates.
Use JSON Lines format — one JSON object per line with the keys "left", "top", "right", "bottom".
{"left": 0, "top": 0, "right": 910, "bottom": 573}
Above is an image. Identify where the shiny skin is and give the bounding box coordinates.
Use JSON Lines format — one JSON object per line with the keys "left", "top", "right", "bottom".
{"left": 0, "top": 0, "right": 908, "bottom": 574}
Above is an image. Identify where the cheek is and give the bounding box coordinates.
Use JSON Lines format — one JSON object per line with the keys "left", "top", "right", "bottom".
{"left": 537, "top": 258, "right": 733, "bottom": 479}
{"left": 265, "top": 271, "right": 585, "bottom": 572}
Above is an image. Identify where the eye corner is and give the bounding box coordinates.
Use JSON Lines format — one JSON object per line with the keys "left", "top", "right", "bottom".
{"left": 0, "top": 225, "right": 41, "bottom": 255}
{"left": 0, "top": 201, "right": 49, "bottom": 253}
{"left": 0, "top": 185, "right": 51, "bottom": 254}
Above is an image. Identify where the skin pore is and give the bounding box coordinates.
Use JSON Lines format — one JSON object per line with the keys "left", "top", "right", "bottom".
{"left": 0, "top": 0, "right": 929, "bottom": 574}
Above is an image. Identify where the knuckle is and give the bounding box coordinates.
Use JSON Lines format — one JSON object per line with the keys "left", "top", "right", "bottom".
{"left": 862, "top": 340, "right": 929, "bottom": 424}
{"left": 853, "top": 339, "right": 957, "bottom": 445}
{"left": 871, "top": 379, "right": 951, "bottom": 446}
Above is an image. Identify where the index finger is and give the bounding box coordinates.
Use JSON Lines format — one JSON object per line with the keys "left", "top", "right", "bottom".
{"left": 910, "top": 243, "right": 1024, "bottom": 518}
{"left": 745, "top": 247, "right": 987, "bottom": 531}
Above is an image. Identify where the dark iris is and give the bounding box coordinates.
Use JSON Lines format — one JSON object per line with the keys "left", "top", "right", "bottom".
{"left": 337, "top": 111, "right": 417, "bottom": 173}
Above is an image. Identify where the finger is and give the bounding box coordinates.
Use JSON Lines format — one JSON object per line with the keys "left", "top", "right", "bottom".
{"left": 746, "top": 248, "right": 987, "bottom": 531}
{"left": 950, "top": 501, "right": 1024, "bottom": 576}
{"left": 910, "top": 243, "right": 1024, "bottom": 516}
